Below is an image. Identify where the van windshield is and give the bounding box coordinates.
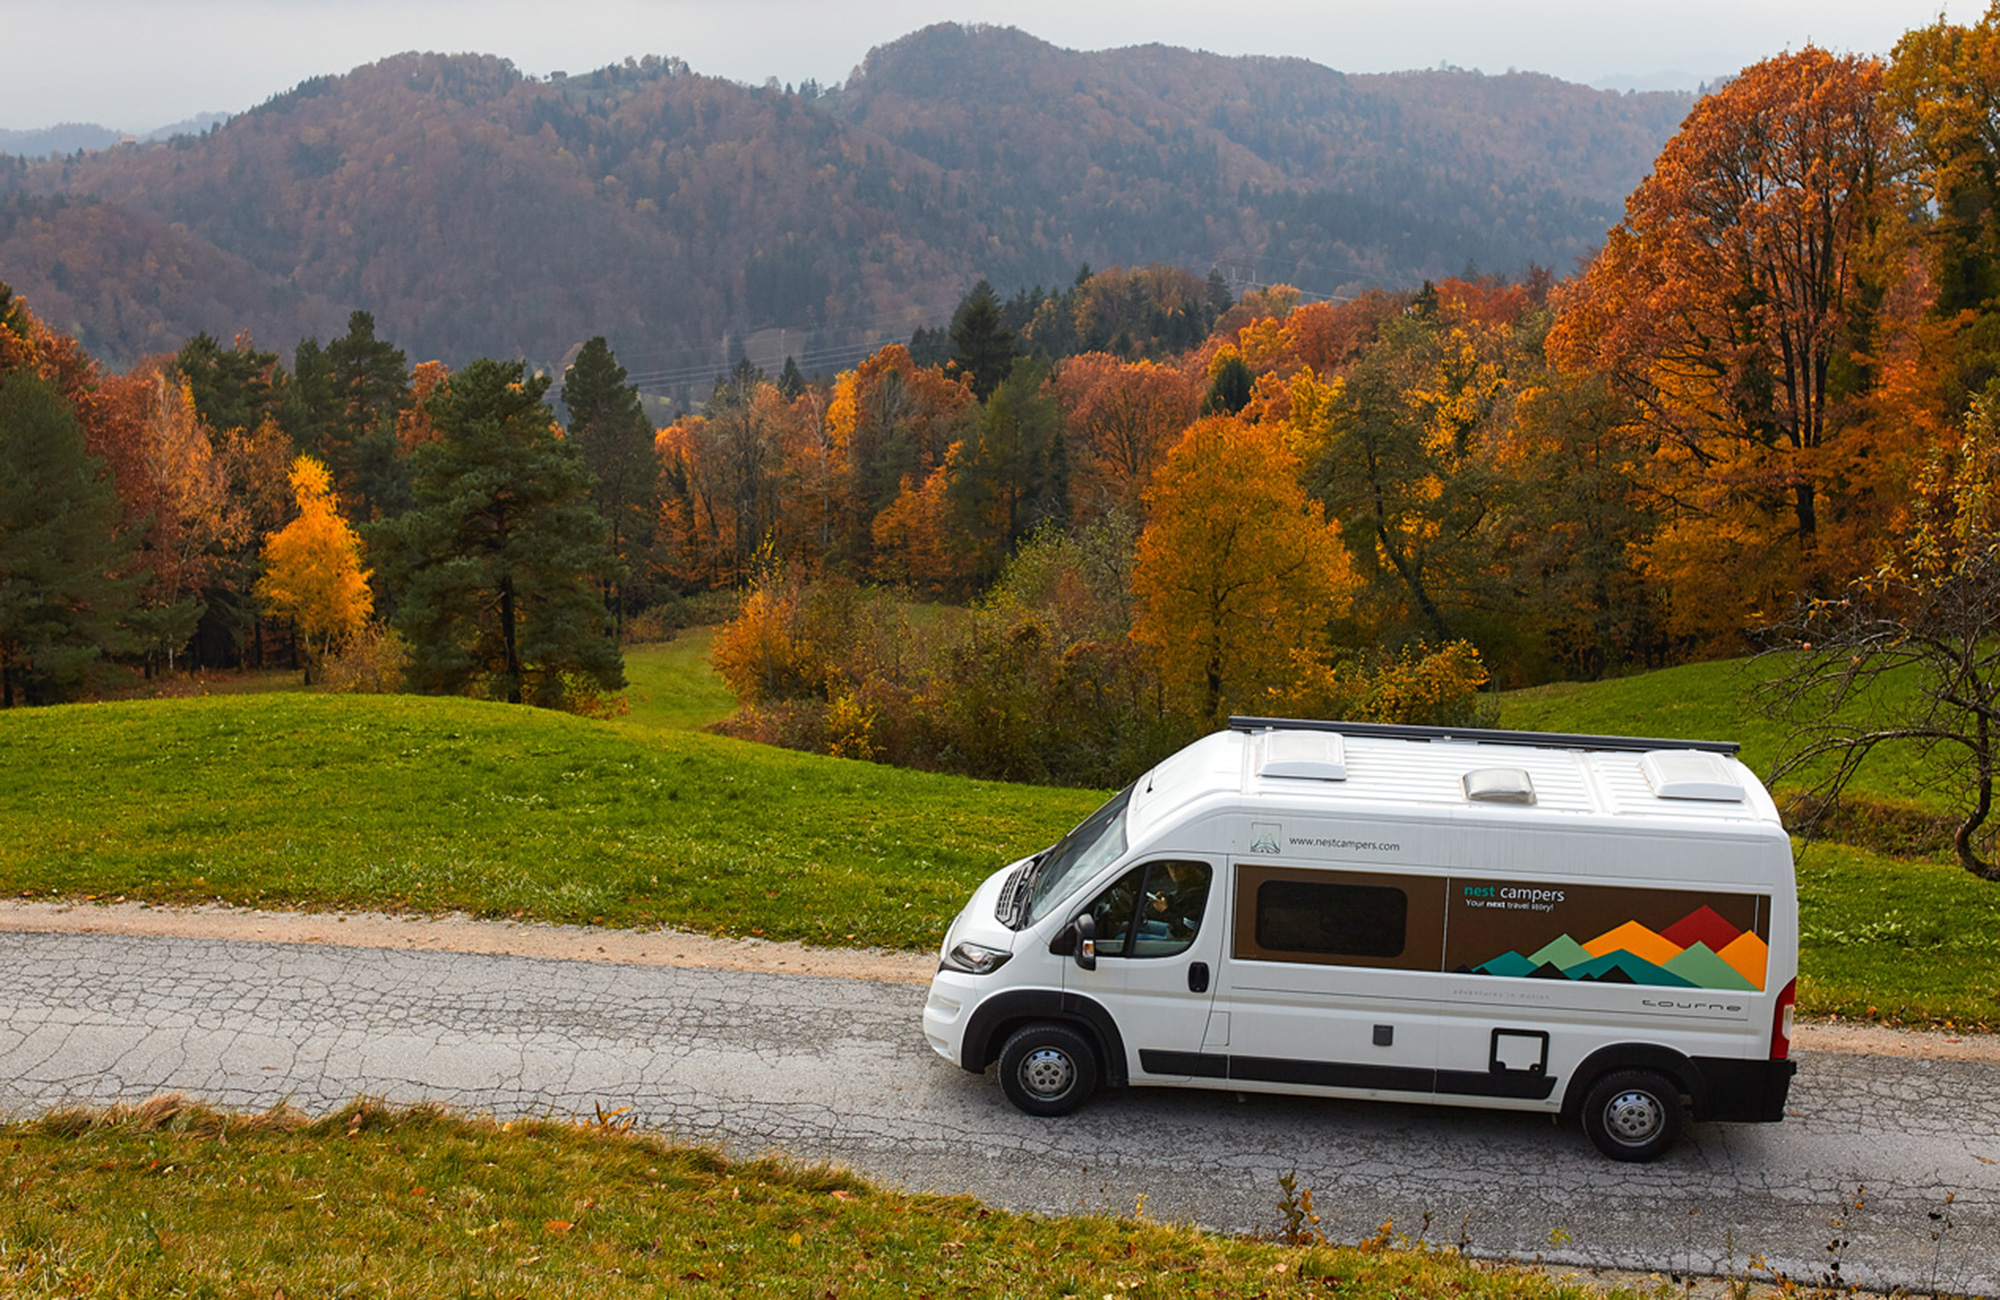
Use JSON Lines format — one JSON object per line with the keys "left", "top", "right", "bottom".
{"left": 1024, "top": 784, "right": 1133, "bottom": 925}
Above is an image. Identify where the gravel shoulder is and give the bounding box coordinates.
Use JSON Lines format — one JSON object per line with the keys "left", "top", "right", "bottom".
{"left": 3, "top": 899, "right": 1993, "bottom": 1062}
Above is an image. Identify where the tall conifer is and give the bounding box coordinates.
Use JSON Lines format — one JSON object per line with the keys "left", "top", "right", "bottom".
{"left": 0, "top": 371, "right": 141, "bottom": 705}
{"left": 372, "top": 359, "right": 623, "bottom": 707}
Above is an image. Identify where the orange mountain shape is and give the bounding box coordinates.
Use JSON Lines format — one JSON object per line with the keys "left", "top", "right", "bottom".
{"left": 1582, "top": 921, "right": 1682, "bottom": 968}
{"left": 1716, "top": 931, "right": 1769, "bottom": 990}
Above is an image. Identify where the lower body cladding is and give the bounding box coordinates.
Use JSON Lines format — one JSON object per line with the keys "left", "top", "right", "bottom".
{"left": 1132, "top": 1048, "right": 1795, "bottom": 1123}
{"left": 932, "top": 982, "right": 1796, "bottom": 1159}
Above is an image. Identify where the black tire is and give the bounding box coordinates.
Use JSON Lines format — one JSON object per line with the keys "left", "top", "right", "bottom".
{"left": 1581, "top": 1069, "right": 1685, "bottom": 1162}
{"left": 997, "top": 1022, "right": 1100, "bottom": 1117}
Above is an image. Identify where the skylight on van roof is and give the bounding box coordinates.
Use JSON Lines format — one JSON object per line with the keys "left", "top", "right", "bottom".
{"left": 1462, "top": 767, "right": 1536, "bottom": 804}
{"left": 1639, "top": 750, "right": 1746, "bottom": 802}
{"left": 1258, "top": 731, "right": 1347, "bottom": 780}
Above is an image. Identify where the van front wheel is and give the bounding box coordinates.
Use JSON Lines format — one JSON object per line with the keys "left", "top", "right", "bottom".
{"left": 998, "top": 1022, "right": 1099, "bottom": 1117}
{"left": 1582, "top": 1069, "right": 1685, "bottom": 1161}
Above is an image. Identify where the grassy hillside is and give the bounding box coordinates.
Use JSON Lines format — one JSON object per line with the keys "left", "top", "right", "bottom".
{"left": 1498, "top": 656, "right": 1942, "bottom": 811}
{"left": 622, "top": 631, "right": 736, "bottom": 733}
{"left": 0, "top": 687, "right": 1095, "bottom": 949}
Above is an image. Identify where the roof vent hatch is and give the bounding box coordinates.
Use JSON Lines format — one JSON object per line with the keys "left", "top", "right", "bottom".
{"left": 1259, "top": 731, "right": 1348, "bottom": 781}
{"left": 1463, "top": 767, "right": 1536, "bottom": 805}
{"left": 1640, "top": 750, "right": 1745, "bottom": 802}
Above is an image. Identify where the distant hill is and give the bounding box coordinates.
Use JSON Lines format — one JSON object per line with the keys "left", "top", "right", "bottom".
{"left": 0, "top": 27, "right": 1689, "bottom": 379}
{"left": 0, "top": 113, "right": 232, "bottom": 158}
{"left": 0, "top": 123, "right": 121, "bottom": 157}
{"left": 0, "top": 192, "right": 347, "bottom": 362}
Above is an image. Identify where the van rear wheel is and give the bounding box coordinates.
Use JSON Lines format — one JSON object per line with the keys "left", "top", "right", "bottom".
{"left": 1582, "top": 1069, "right": 1685, "bottom": 1161}
{"left": 998, "top": 1022, "right": 1099, "bottom": 1117}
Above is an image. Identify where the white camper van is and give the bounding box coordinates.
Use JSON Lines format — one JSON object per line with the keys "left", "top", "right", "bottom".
{"left": 923, "top": 717, "right": 1799, "bottom": 1161}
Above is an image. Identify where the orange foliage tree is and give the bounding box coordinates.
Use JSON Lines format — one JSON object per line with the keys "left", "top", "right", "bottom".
{"left": 1548, "top": 48, "right": 1899, "bottom": 643}
{"left": 1296, "top": 301, "right": 1517, "bottom": 647}
{"left": 654, "top": 364, "right": 793, "bottom": 590}
{"left": 1133, "top": 416, "right": 1353, "bottom": 726}
{"left": 256, "top": 455, "right": 373, "bottom": 674}
{"left": 92, "top": 364, "right": 247, "bottom": 669}
{"left": 396, "top": 360, "right": 451, "bottom": 452}
{"left": 824, "top": 344, "right": 972, "bottom": 566}
{"left": 1053, "top": 352, "right": 1200, "bottom": 524}
{"left": 871, "top": 458, "right": 973, "bottom": 592}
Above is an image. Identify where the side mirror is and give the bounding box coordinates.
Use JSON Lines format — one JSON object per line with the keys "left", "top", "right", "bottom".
{"left": 1072, "top": 913, "right": 1097, "bottom": 971}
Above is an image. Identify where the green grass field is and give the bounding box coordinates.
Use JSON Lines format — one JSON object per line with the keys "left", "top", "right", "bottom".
{"left": 1497, "top": 656, "right": 1946, "bottom": 811}
{"left": 1, "top": 636, "right": 1996, "bottom": 1026}
{"left": 0, "top": 1100, "right": 1640, "bottom": 1300}
{"left": 620, "top": 630, "right": 737, "bottom": 732}
{"left": 0, "top": 682, "right": 1093, "bottom": 949}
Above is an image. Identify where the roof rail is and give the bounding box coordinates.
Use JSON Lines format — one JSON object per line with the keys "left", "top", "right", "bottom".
{"left": 1226, "top": 715, "right": 1740, "bottom": 756}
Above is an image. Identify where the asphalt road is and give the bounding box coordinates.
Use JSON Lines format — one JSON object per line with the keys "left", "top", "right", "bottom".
{"left": 1, "top": 929, "right": 1994, "bottom": 1295}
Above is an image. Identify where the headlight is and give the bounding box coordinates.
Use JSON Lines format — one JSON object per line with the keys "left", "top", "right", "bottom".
{"left": 940, "top": 941, "right": 1012, "bottom": 975}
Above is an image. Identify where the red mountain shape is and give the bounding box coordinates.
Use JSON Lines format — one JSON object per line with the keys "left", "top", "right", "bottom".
{"left": 1662, "top": 905, "right": 1742, "bottom": 953}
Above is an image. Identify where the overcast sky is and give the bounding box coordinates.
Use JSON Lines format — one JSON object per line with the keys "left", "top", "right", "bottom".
{"left": 5, "top": 0, "right": 1989, "bottom": 133}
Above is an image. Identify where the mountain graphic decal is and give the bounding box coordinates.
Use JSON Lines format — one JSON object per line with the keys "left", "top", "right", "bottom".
{"left": 1716, "top": 932, "right": 1769, "bottom": 990}
{"left": 1463, "top": 904, "right": 1770, "bottom": 991}
{"left": 1662, "top": 942, "right": 1759, "bottom": 991}
{"left": 1661, "top": 905, "right": 1742, "bottom": 953}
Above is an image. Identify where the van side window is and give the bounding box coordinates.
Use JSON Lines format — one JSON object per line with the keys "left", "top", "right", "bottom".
{"left": 1254, "top": 879, "right": 1407, "bottom": 959}
{"left": 1086, "top": 867, "right": 1146, "bottom": 958}
{"left": 1134, "top": 861, "right": 1211, "bottom": 957}
{"left": 1081, "top": 861, "right": 1212, "bottom": 959}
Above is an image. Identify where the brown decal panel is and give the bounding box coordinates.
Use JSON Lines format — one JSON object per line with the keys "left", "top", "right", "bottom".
{"left": 1444, "top": 879, "right": 1769, "bottom": 991}
{"left": 1231, "top": 864, "right": 1772, "bottom": 992}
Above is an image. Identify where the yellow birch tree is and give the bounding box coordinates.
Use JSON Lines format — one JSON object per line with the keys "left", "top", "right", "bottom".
{"left": 256, "top": 455, "right": 373, "bottom": 675}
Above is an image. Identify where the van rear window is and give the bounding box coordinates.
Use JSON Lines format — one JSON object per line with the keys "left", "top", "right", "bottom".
{"left": 1255, "top": 880, "right": 1408, "bottom": 958}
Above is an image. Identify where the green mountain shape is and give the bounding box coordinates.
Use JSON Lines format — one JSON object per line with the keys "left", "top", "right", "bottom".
{"left": 1473, "top": 951, "right": 1538, "bottom": 977}
{"left": 1564, "top": 950, "right": 1697, "bottom": 987}
{"left": 1527, "top": 934, "right": 1592, "bottom": 970}
{"left": 1661, "top": 941, "right": 1759, "bottom": 992}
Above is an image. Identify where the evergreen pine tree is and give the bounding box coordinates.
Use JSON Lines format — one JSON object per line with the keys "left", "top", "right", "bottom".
{"left": 175, "top": 332, "right": 286, "bottom": 436}
{"left": 1205, "top": 267, "right": 1234, "bottom": 317}
{"left": 372, "top": 359, "right": 624, "bottom": 707}
{"left": 0, "top": 371, "right": 141, "bottom": 706}
{"left": 949, "top": 279, "right": 1016, "bottom": 401}
{"left": 560, "top": 337, "right": 658, "bottom": 626}
{"left": 948, "top": 361, "right": 1065, "bottom": 582}
{"left": 777, "top": 356, "right": 806, "bottom": 401}
{"left": 291, "top": 312, "right": 412, "bottom": 520}
{"left": 1203, "top": 351, "right": 1254, "bottom": 416}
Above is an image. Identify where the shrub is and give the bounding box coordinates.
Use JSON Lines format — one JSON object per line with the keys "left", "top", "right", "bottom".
{"left": 621, "top": 590, "right": 739, "bottom": 643}
{"left": 317, "top": 624, "right": 408, "bottom": 694}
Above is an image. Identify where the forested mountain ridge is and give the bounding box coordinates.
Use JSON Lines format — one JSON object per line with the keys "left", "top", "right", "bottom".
{"left": 0, "top": 26, "right": 1690, "bottom": 375}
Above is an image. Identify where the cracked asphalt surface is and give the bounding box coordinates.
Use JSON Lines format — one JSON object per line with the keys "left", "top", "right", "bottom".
{"left": 1, "top": 927, "right": 1994, "bottom": 1295}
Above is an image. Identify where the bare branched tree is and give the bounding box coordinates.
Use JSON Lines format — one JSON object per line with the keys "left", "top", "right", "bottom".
{"left": 1758, "top": 572, "right": 2000, "bottom": 881}
{"left": 1758, "top": 390, "right": 2000, "bottom": 882}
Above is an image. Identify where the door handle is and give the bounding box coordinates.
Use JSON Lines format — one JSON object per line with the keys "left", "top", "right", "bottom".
{"left": 1188, "top": 961, "right": 1209, "bottom": 993}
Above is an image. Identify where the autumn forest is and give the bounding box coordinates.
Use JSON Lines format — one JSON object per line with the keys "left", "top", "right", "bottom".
{"left": 7, "top": 13, "right": 2000, "bottom": 795}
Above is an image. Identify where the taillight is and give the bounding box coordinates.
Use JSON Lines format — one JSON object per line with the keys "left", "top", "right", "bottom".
{"left": 1770, "top": 978, "right": 1797, "bottom": 1059}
